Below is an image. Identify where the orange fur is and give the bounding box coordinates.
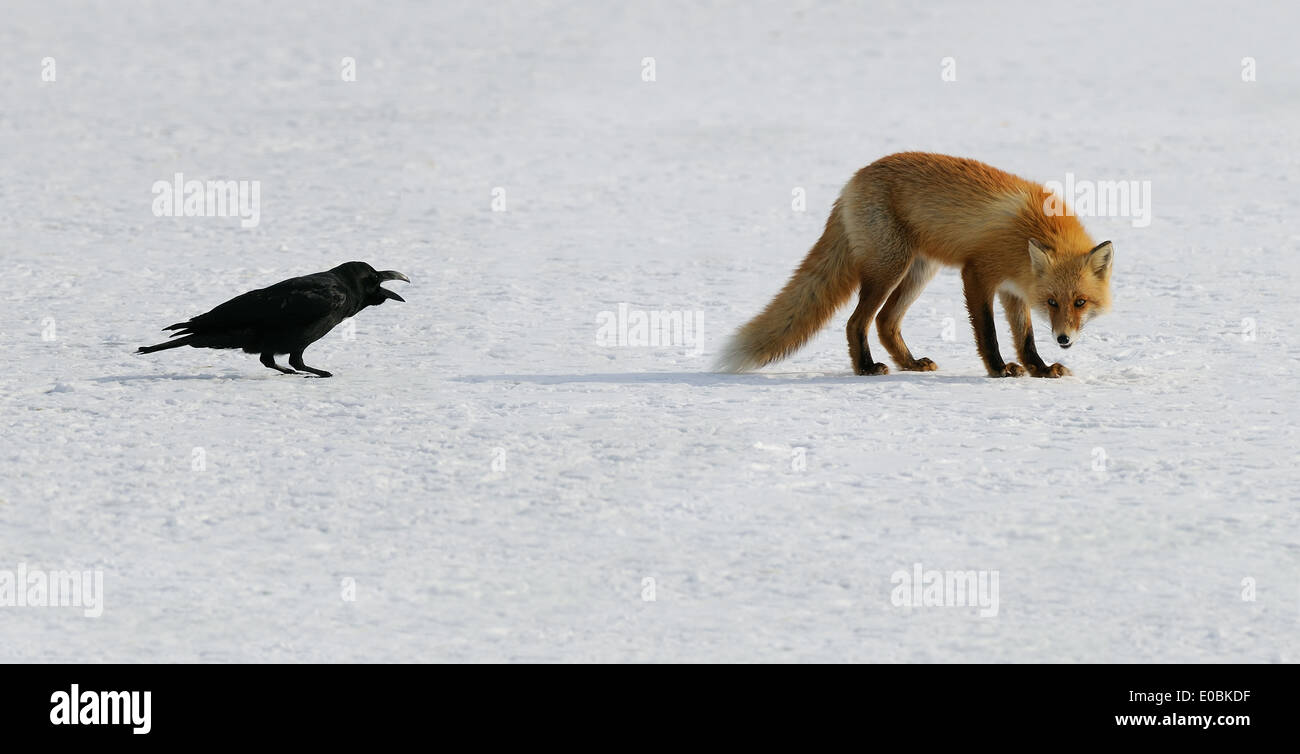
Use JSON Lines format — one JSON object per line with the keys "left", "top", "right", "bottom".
{"left": 715, "top": 152, "right": 1115, "bottom": 377}
{"left": 714, "top": 206, "right": 859, "bottom": 372}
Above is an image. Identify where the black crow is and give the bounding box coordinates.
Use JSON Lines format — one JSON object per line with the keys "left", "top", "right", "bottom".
{"left": 137, "top": 261, "right": 410, "bottom": 377}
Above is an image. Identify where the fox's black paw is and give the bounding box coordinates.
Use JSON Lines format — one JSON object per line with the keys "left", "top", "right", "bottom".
{"left": 901, "top": 357, "right": 938, "bottom": 372}
{"left": 993, "top": 363, "right": 1026, "bottom": 378}
{"left": 855, "top": 362, "right": 890, "bottom": 376}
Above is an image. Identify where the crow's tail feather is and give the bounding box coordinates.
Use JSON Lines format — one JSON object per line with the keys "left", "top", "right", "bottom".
{"left": 137, "top": 336, "right": 194, "bottom": 354}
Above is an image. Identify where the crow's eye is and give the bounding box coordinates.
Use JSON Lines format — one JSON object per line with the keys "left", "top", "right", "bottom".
{"left": 1074, "top": 298, "right": 1086, "bottom": 308}
{"left": 1047, "top": 298, "right": 1058, "bottom": 308}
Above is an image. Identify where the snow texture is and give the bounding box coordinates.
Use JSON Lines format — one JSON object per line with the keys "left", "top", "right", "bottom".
{"left": 1, "top": 0, "right": 1298, "bottom": 662}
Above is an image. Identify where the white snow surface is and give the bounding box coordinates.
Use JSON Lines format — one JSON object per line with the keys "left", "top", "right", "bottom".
{"left": 2, "top": 0, "right": 1298, "bottom": 662}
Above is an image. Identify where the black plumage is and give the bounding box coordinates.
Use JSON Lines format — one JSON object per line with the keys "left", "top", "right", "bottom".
{"left": 137, "top": 261, "right": 409, "bottom": 377}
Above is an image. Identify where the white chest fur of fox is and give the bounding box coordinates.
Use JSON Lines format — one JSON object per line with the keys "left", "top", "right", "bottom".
{"left": 715, "top": 152, "right": 1114, "bottom": 378}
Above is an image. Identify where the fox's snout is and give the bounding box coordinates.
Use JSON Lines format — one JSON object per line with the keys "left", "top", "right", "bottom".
{"left": 1056, "top": 333, "right": 1073, "bottom": 349}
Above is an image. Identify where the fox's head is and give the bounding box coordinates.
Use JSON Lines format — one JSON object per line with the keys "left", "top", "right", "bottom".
{"left": 1028, "top": 238, "right": 1114, "bottom": 349}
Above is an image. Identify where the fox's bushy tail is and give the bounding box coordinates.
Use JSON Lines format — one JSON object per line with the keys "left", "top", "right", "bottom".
{"left": 714, "top": 204, "right": 859, "bottom": 372}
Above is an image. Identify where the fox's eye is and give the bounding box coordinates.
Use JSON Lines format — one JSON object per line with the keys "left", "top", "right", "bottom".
{"left": 1074, "top": 298, "right": 1086, "bottom": 308}
{"left": 1047, "top": 298, "right": 1058, "bottom": 308}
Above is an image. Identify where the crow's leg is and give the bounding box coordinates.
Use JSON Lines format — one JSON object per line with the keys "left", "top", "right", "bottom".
{"left": 260, "top": 352, "right": 297, "bottom": 374}
{"left": 289, "top": 350, "right": 332, "bottom": 378}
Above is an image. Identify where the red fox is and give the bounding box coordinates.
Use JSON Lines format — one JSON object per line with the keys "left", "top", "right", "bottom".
{"left": 716, "top": 152, "right": 1114, "bottom": 378}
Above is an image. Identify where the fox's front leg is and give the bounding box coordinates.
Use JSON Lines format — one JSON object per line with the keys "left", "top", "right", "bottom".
{"left": 998, "top": 292, "right": 1069, "bottom": 378}
{"left": 962, "top": 266, "right": 1023, "bottom": 377}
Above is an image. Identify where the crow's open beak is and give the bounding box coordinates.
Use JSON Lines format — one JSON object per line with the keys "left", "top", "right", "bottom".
{"left": 377, "top": 271, "right": 409, "bottom": 302}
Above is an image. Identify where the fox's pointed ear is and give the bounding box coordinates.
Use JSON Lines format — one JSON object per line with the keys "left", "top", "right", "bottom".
{"left": 1027, "top": 238, "right": 1050, "bottom": 275}
{"left": 1088, "top": 241, "right": 1114, "bottom": 277}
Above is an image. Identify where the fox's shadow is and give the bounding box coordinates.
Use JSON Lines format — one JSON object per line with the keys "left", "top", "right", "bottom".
{"left": 456, "top": 371, "right": 993, "bottom": 387}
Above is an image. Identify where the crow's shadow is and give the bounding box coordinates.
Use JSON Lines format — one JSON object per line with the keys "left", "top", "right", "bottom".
{"left": 88, "top": 373, "right": 287, "bottom": 383}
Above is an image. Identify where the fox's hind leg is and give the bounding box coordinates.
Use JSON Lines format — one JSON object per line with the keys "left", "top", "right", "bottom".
{"left": 877, "top": 258, "right": 940, "bottom": 371}
{"left": 999, "top": 292, "right": 1069, "bottom": 378}
{"left": 846, "top": 252, "right": 910, "bottom": 376}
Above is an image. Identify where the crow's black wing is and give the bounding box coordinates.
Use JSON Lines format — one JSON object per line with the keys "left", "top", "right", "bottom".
{"left": 168, "top": 273, "right": 348, "bottom": 335}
